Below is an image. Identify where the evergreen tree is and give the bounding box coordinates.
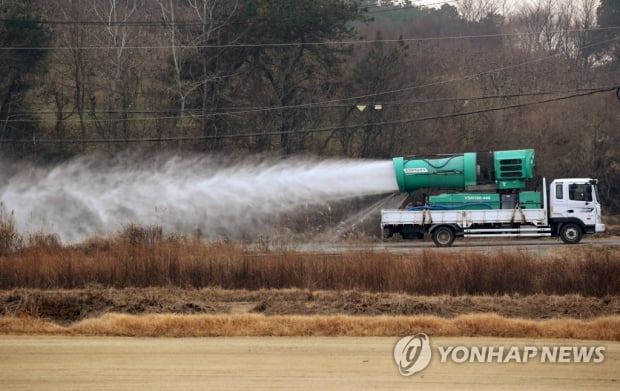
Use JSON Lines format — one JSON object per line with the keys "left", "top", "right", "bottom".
{"left": 597, "top": 0, "right": 620, "bottom": 67}
{"left": 0, "top": 0, "right": 52, "bottom": 157}
{"left": 237, "top": 0, "right": 366, "bottom": 154}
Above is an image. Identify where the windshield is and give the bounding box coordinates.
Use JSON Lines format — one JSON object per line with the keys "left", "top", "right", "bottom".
{"left": 593, "top": 184, "right": 600, "bottom": 203}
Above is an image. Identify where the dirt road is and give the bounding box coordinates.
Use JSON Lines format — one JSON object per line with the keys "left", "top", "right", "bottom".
{"left": 1, "top": 336, "right": 617, "bottom": 390}
{"left": 294, "top": 237, "right": 620, "bottom": 256}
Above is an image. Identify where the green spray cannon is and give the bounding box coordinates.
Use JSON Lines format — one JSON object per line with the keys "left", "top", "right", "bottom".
{"left": 392, "top": 153, "right": 477, "bottom": 193}
{"left": 392, "top": 149, "right": 536, "bottom": 194}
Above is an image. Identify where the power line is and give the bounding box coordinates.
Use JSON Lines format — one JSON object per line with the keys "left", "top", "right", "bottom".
{"left": 3, "top": 87, "right": 611, "bottom": 119}
{"left": 1, "top": 86, "right": 615, "bottom": 144}
{"left": 2, "top": 35, "right": 616, "bottom": 125}
{"left": 0, "top": 26, "right": 618, "bottom": 50}
{"left": 1, "top": 34, "right": 614, "bottom": 122}
{"left": 164, "top": 34, "right": 618, "bottom": 118}
{"left": 292, "top": 35, "right": 620, "bottom": 108}
{"left": 0, "top": 21, "right": 616, "bottom": 137}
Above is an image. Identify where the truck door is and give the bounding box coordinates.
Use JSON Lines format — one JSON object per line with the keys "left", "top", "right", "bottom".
{"left": 552, "top": 181, "right": 598, "bottom": 229}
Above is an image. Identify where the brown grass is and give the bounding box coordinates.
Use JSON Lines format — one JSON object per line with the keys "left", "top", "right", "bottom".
{"left": 1, "top": 313, "right": 619, "bottom": 340}
{"left": 0, "top": 208, "right": 23, "bottom": 256}
{"left": 2, "top": 287, "right": 618, "bottom": 324}
{"left": 0, "top": 236, "right": 619, "bottom": 296}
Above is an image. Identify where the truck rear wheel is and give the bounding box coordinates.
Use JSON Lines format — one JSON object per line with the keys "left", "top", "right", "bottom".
{"left": 560, "top": 223, "right": 583, "bottom": 244}
{"left": 432, "top": 226, "right": 455, "bottom": 247}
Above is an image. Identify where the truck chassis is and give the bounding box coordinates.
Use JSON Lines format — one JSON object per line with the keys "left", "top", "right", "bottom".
{"left": 381, "top": 207, "right": 552, "bottom": 246}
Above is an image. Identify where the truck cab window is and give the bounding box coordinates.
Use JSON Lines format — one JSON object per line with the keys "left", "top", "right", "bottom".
{"left": 568, "top": 184, "right": 592, "bottom": 202}
{"left": 555, "top": 183, "right": 563, "bottom": 199}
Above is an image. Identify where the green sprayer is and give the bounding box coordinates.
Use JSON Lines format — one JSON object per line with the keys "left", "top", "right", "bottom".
{"left": 381, "top": 149, "right": 605, "bottom": 246}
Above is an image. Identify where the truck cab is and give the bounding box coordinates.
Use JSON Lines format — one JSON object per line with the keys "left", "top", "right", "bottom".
{"left": 549, "top": 178, "right": 605, "bottom": 243}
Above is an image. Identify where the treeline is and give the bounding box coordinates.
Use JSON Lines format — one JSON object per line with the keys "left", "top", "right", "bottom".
{"left": 0, "top": 0, "right": 619, "bottom": 210}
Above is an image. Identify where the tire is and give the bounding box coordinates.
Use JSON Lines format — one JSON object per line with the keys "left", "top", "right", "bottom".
{"left": 560, "top": 223, "right": 583, "bottom": 244}
{"left": 432, "top": 226, "right": 455, "bottom": 247}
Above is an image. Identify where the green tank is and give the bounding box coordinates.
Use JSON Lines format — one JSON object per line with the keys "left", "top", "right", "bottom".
{"left": 518, "top": 191, "right": 542, "bottom": 209}
{"left": 392, "top": 153, "right": 478, "bottom": 194}
{"left": 392, "top": 149, "right": 535, "bottom": 193}
{"left": 428, "top": 193, "right": 500, "bottom": 210}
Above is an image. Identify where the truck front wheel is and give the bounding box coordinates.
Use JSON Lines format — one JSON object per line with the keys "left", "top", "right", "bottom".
{"left": 560, "top": 223, "right": 583, "bottom": 244}
{"left": 432, "top": 226, "right": 455, "bottom": 247}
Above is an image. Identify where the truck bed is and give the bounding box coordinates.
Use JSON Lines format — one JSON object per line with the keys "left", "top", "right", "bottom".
{"left": 381, "top": 208, "right": 548, "bottom": 228}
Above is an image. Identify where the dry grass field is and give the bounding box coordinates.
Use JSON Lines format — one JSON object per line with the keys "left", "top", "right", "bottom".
{"left": 1, "top": 221, "right": 619, "bottom": 389}
{"left": 0, "top": 221, "right": 619, "bottom": 340}
{"left": 0, "top": 229, "right": 619, "bottom": 296}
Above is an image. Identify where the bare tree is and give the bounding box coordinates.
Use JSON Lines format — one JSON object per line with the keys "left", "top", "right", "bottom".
{"left": 457, "top": 0, "right": 502, "bottom": 21}
{"left": 574, "top": 0, "right": 599, "bottom": 67}
{"left": 37, "top": 0, "right": 96, "bottom": 152}
{"left": 156, "top": 0, "right": 240, "bottom": 148}
{"left": 186, "top": 0, "right": 239, "bottom": 149}
{"left": 91, "top": 0, "right": 146, "bottom": 143}
{"left": 157, "top": 0, "right": 189, "bottom": 140}
{"left": 510, "top": 0, "right": 601, "bottom": 65}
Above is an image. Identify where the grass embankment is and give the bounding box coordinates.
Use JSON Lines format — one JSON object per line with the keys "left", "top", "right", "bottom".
{"left": 2, "top": 313, "right": 620, "bottom": 340}
{"left": 2, "top": 288, "right": 618, "bottom": 322}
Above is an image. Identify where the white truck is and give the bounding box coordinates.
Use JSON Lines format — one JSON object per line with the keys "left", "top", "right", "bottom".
{"left": 381, "top": 149, "right": 605, "bottom": 247}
